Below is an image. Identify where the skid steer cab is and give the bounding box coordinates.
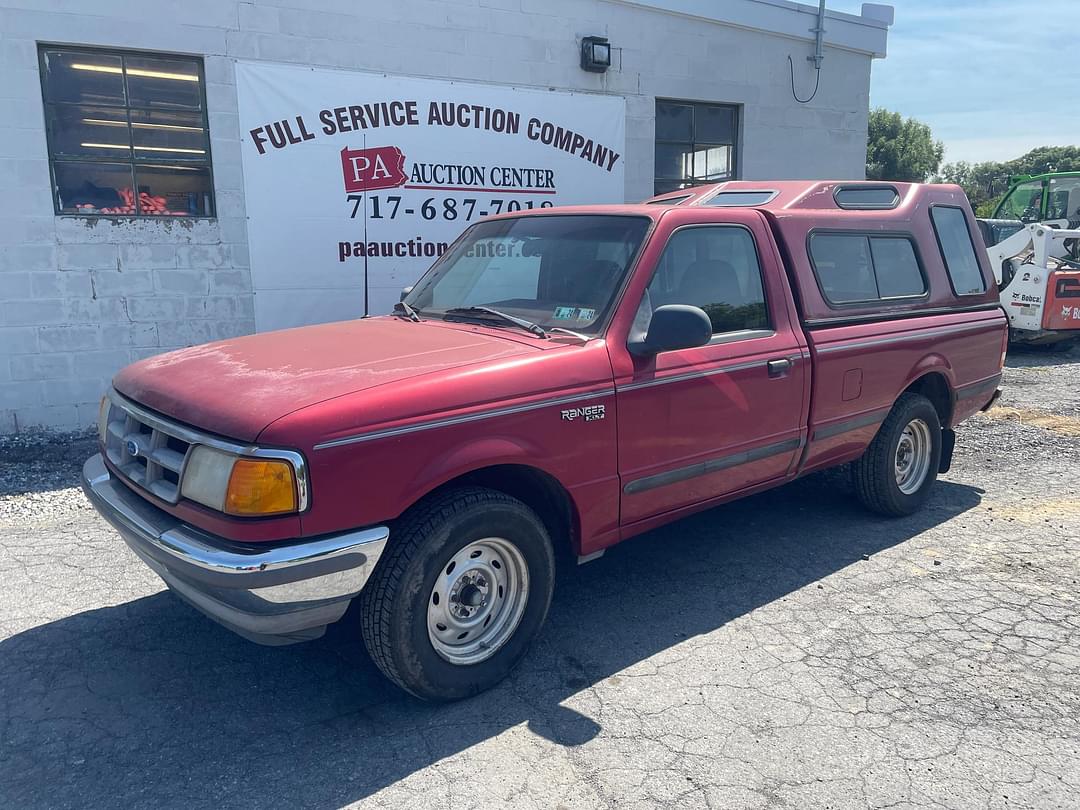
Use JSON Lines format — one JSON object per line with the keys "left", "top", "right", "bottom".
{"left": 978, "top": 172, "right": 1080, "bottom": 349}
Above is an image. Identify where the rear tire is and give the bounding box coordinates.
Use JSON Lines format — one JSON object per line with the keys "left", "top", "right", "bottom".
{"left": 359, "top": 487, "right": 555, "bottom": 701}
{"left": 853, "top": 393, "right": 942, "bottom": 517}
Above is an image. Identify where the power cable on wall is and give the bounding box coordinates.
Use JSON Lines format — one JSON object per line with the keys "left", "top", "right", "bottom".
{"left": 788, "top": 0, "right": 826, "bottom": 104}
{"left": 788, "top": 54, "right": 822, "bottom": 104}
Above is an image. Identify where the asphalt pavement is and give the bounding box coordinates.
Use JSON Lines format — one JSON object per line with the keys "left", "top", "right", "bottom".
{"left": 1, "top": 347, "right": 1078, "bottom": 810}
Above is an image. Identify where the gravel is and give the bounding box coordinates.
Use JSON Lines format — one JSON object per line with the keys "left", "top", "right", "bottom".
{"left": 1, "top": 350, "right": 1079, "bottom": 810}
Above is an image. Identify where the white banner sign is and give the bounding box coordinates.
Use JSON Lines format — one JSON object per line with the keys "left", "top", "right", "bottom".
{"left": 235, "top": 61, "right": 627, "bottom": 332}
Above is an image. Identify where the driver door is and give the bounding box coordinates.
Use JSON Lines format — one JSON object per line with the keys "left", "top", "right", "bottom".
{"left": 613, "top": 213, "right": 809, "bottom": 525}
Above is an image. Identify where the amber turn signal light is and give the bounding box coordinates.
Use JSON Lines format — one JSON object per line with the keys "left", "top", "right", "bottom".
{"left": 224, "top": 458, "right": 298, "bottom": 516}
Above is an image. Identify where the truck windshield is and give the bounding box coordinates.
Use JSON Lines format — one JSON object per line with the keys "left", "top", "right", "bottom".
{"left": 405, "top": 215, "right": 651, "bottom": 336}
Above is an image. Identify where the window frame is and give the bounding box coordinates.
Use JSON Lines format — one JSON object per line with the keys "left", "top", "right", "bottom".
{"left": 928, "top": 205, "right": 988, "bottom": 297}
{"left": 637, "top": 222, "right": 775, "bottom": 346}
{"left": 832, "top": 184, "right": 901, "bottom": 210}
{"left": 653, "top": 100, "right": 741, "bottom": 196}
{"left": 37, "top": 43, "right": 216, "bottom": 219}
{"left": 806, "top": 229, "right": 930, "bottom": 308}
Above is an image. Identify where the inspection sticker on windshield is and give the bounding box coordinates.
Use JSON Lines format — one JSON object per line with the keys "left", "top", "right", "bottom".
{"left": 553, "top": 306, "right": 575, "bottom": 319}
{"left": 576, "top": 308, "right": 596, "bottom": 321}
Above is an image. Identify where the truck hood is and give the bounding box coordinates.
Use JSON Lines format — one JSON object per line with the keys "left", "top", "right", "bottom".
{"left": 113, "top": 317, "right": 539, "bottom": 441}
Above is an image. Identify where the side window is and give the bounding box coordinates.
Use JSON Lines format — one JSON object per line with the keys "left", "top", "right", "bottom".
{"left": 869, "top": 238, "right": 925, "bottom": 297}
{"left": 809, "top": 233, "right": 926, "bottom": 304}
{"left": 930, "top": 207, "right": 987, "bottom": 295}
{"left": 638, "top": 226, "right": 769, "bottom": 335}
{"left": 1047, "top": 177, "right": 1080, "bottom": 222}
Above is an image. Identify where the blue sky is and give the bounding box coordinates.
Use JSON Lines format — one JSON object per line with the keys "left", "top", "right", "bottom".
{"left": 830, "top": 0, "right": 1079, "bottom": 165}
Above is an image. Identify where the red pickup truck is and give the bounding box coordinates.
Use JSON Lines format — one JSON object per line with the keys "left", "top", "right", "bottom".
{"left": 83, "top": 180, "right": 1006, "bottom": 700}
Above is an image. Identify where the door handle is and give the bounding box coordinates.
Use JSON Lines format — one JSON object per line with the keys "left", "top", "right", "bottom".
{"left": 767, "top": 358, "right": 793, "bottom": 378}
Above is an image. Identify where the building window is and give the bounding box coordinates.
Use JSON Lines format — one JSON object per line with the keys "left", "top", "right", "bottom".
{"left": 654, "top": 100, "right": 738, "bottom": 196}
{"left": 39, "top": 46, "right": 214, "bottom": 217}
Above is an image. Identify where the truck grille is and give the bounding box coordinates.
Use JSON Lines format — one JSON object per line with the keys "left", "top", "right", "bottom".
{"left": 101, "top": 394, "right": 193, "bottom": 504}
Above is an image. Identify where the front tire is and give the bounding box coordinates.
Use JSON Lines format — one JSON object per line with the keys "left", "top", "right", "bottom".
{"left": 359, "top": 487, "right": 555, "bottom": 701}
{"left": 853, "top": 393, "right": 942, "bottom": 517}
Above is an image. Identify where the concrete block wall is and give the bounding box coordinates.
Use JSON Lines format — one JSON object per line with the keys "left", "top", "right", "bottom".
{"left": 0, "top": 0, "right": 886, "bottom": 434}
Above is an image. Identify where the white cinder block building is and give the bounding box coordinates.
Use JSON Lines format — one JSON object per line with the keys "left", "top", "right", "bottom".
{"left": 0, "top": 0, "right": 892, "bottom": 433}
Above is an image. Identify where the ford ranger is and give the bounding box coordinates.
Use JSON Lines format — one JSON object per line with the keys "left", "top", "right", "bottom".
{"left": 83, "top": 180, "right": 1007, "bottom": 700}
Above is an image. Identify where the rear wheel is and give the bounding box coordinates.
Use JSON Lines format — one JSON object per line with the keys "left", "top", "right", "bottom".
{"left": 853, "top": 393, "right": 942, "bottom": 516}
{"left": 359, "top": 487, "right": 555, "bottom": 701}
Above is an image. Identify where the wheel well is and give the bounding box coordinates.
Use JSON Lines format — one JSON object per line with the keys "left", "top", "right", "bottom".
{"left": 424, "top": 465, "right": 579, "bottom": 559}
{"left": 904, "top": 372, "right": 952, "bottom": 427}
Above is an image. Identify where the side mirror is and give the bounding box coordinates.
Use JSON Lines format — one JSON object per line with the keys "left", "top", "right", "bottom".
{"left": 629, "top": 304, "right": 712, "bottom": 356}
{"left": 399, "top": 285, "right": 414, "bottom": 302}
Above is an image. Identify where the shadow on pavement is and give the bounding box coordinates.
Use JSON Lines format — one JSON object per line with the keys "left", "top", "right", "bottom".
{"left": 0, "top": 476, "right": 983, "bottom": 809}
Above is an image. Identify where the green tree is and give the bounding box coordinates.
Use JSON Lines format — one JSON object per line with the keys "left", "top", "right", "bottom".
{"left": 935, "top": 145, "right": 1080, "bottom": 215}
{"left": 866, "top": 108, "right": 944, "bottom": 182}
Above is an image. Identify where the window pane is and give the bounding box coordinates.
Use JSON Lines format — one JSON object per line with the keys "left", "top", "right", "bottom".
{"left": 699, "top": 145, "right": 731, "bottom": 181}
{"left": 130, "top": 109, "right": 209, "bottom": 161}
{"left": 810, "top": 234, "right": 878, "bottom": 303}
{"left": 1046, "top": 177, "right": 1080, "bottom": 221}
{"left": 655, "top": 102, "right": 692, "bottom": 141}
{"left": 643, "top": 226, "right": 768, "bottom": 334}
{"left": 42, "top": 50, "right": 126, "bottom": 106}
{"left": 834, "top": 186, "right": 899, "bottom": 209}
{"left": 46, "top": 105, "right": 132, "bottom": 160}
{"left": 708, "top": 190, "right": 776, "bottom": 206}
{"left": 53, "top": 161, "right": 135, "bottom": 214}
{"left": 647, "top": 195, "right": 692, "bottom": 206}
{"left": 869, "top": 237, "right": 925, "bottom": 298}
{"left": 996, "top": 180, "right": 1042, "bottom": 220}
{"left": 655, "top": 143, "right": 694, "bottom": 180}
{"left": 695, "top": 106, "right": 735, "bottom": 144}
{"left": 124, "top": 55, "right": 203, "bottom": 109}
{"left": 133, "top": 164, "right": 214, "bottom": 216}
{"left": 931, "top": 207, "right": 986, "bottom": 294}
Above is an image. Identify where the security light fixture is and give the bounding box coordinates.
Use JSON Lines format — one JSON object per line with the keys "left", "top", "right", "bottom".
{"left": 580, "top": 36, "right": 611, "bottom": 73}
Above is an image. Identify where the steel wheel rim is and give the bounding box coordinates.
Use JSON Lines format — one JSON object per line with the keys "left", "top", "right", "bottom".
{"left": 894, "top": 417, "right": 932, "bottom": 495}
{"left": 427, "top": 537, "right": 530, "bottom": 665}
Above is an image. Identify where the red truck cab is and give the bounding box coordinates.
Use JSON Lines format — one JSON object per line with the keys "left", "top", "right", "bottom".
{"left": 83, "top": 180, "right": 1006, "bottom": 700}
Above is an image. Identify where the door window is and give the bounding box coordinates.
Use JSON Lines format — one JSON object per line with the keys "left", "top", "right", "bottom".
{"left": 636, "top": 226, "right": 769, "bottom": 336}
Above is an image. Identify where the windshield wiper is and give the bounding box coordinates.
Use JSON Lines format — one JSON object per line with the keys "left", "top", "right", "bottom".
{"left": 444, "top": 306, "right": 548, "bottom": 338}
{"left": 548, "top": 327, "right": 591, "bottom": 341}
{"left": 393, "top": 300, "right": 421, "bottom": 322}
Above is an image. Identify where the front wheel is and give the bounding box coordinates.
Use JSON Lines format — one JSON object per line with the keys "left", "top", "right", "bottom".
{"left": 359, "top": 487, "right": 555, "bottom": 701}
{"left": 853, "top": 393, "right": 942, "bottom": 516}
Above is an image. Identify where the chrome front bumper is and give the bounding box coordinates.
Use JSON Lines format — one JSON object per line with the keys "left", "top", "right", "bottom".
{"left": 81, "top": 453, "right": 388, "bottom": 645}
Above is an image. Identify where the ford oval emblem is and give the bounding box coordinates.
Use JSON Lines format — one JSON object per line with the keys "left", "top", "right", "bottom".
{"left": 126, "top": 439, "right": 140, "bottom": 457}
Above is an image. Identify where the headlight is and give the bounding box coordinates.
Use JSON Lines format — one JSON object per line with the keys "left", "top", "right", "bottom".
{"left": 180, "top": 446, "right": 300, "bottom": 517}
{"left": 97, "top": 396, "right": 111, "bottom": 443}
{"left": 180, "top": 446, "right": 235, "bottom": 512}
